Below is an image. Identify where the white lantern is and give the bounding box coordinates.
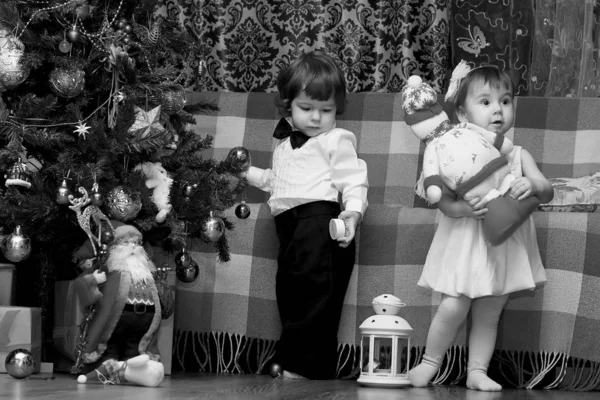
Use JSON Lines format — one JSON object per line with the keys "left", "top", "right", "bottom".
{"left": 357, "top": 294, "right": 413, "bottom": 387}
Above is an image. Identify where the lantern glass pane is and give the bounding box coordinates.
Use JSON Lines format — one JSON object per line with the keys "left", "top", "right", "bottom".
{"left": 395, "top": 337, "right": 410, "bottom": 374}
{"left": 363, "top": 336, "right": 393, "bottom": 375}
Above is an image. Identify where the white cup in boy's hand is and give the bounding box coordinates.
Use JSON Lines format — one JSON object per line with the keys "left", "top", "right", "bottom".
{"left": 330, "top": 218, "right": 347, "bottom": 240}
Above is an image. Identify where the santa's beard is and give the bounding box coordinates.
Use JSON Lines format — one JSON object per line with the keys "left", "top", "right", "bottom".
{"left": 107, "top": 244, "right": 156, "bottom": 285}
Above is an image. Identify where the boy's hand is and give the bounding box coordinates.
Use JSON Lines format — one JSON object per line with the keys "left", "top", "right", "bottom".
{"left": 336, "top": 210, "right": 362, "bottom": 248}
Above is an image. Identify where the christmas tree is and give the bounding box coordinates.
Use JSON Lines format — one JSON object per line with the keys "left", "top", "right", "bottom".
{"left": 0, "top": 0, "right": 247, "bottom": 333}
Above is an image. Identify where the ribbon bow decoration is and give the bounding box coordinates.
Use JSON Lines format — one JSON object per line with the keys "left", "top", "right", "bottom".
{"left": 273, "top": 118, "right": 310, "bottom": 149}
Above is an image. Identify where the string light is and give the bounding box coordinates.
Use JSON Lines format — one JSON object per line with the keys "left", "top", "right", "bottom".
{"left": 5, "top": 97, "right": 111, "bottom": 129}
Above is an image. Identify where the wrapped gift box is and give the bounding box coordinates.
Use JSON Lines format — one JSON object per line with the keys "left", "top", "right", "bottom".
{"left": 53, "top": 273, "right": 176, "bottom": 375}
{"left": 0, "top": 264, "right": 16, "bottom": 306}
{"left": 0, "top": 306, "right": 42, "bottom": 373}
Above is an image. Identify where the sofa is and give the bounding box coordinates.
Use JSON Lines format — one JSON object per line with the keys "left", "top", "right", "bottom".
{"left": 170, "top": 92, "right": 600, "bottom": 390}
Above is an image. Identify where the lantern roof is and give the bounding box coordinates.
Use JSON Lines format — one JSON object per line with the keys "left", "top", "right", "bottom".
{"left": 359, "top": 314, "right": 413, "bottom": 336}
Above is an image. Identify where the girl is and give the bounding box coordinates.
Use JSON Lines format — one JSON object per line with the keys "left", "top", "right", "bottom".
{"left": 233, "top": 51, "right": 369, "bottom": 379}
{"left": 407, "top": 63, "right": 554, "bottom": 391}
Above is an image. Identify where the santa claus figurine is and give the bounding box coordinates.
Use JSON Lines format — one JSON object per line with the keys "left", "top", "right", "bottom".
{"left": 73, "top": 222, "right": 173, "bottom": 386}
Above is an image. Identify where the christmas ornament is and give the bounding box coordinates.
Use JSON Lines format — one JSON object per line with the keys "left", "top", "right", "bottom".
{"left": 90, "top": 183, "right": 104, "bottom": 207}
{"left": 56, "top": 179, "right": 71, "bottom": 205}
{"left": 74, "top": 121, "right": 91, "bottom": 139}
{"left": 198, "top": 59, "right": 206, "bottom": 79}
{"left": 235, "top": 201, "right": 251, "bottom": 219}
{"left": 176, "top": 258, "right": 199, "bottom": 283}
{"left": 160, "top": 86, "right": 186, "bottom": 115}
{"left": 49, "top": 67, "right": 85, "bottom": 99}
{"left": 4, "top": 349, "right": 35, "bottom": 379}
{"left": 58, "top": 40, "right": 72, "bottom": 53}
{"left": 174, "top": 248, "right": 192, "bottom": 268}
{"left": 226, "top": 146, "right": 251, "bottom": 170}
{"left": 66, "top": 27, "right": 81, "bottom": 43}
{"left": 0, "top": 29, "right": 29, "bottom": 92}
{"left": 128, "top": 106, "right": 164, "bottom": 138}
{"left": 4, "top": 160, "right": 31, "bottom": 188}
{"left": 100, "top": 228, "right": 114, "bottom": 245}
{"left": 182, "top": 183, "right": 196, "bottom": 198}
{"left": 269, "top": 363, "right": 283, "bottom": 378}
{"left": 106, "top": 186, "right": 142, "bottom": 221}
{"left": 203, "top": 212, "right": 225, "bottom": 242}
{"left": 2, "top": 225, "right": 32, "bottom": 263}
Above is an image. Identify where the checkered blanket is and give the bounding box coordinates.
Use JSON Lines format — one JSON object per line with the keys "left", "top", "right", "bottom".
{"left": 174, "top": 93, "right": 600, "bottom": 389}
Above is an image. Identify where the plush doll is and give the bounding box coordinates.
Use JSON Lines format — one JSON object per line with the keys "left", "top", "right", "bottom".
{"left": 135, "top": 162, "right": 173, "bottom": 223}
{"left": 402, "top": 75, "right": 540, "bottom": 245}
{"left": 77, "top": 354, "right": 164, "bottom": 387}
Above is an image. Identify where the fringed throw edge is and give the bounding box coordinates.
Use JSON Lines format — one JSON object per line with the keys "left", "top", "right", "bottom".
{"left": 173, "top": 330, "right": 600, "bottom": 391}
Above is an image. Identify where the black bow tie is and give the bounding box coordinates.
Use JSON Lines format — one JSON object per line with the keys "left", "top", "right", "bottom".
{"left": 273, "top": 118, "right": 310, "bottom": 149}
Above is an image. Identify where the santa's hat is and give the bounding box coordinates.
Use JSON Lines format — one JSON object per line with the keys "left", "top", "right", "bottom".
{"left": 112, "top": 223, "right": 143, "bottom": 245}
{"left": 77, "top": 359, "right": 124, "bottom": 385}
{"left": 401, "top": 76, "right": 444, "bottom": 126}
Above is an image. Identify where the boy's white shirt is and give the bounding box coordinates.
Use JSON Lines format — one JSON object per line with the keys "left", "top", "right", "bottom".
{"left": 247, "top": 120, "right": 368, "bottom": 217}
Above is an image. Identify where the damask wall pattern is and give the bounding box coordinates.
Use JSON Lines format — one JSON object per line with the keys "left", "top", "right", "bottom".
{"left": 157, "top": 0, "right": 451, "bottom": 93}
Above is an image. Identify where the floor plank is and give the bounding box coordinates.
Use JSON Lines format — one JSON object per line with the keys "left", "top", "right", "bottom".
{"left": 0, "top": 372, "right": 598, "bottom": 399}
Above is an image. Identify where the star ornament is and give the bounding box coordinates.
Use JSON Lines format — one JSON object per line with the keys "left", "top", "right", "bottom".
{"left": 128, "top": 105, "right": 164, "bottom": 138}
{"left": 74, "top": 121, "right": 91, "bottom": 139}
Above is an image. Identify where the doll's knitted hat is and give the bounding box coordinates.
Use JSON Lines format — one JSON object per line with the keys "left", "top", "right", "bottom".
{"left": 401, "top": 76, "right": 444, "bottom": 125}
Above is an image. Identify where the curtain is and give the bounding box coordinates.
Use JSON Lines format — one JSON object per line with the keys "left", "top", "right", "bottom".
{"left": 530, "top": 0, "right": 600, "bottom": 97}
{"left": 451, "top": 0, "right": 600, "bottom": 98}
{"left": 157, "top": 0, "right": 451, "bottom": 93}
{"left": 450, "top": 0, "right": 536, "bottom": 96}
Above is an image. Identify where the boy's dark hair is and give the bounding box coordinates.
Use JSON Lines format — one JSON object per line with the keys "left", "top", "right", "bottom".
{"left": 275, "top": 51, "right": 347, "bottom": 117}
{"left": 453, "top": 66, "right": 514, "bottom": 112}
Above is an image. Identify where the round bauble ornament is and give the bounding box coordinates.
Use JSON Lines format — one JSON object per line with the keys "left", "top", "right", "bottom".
{"left": 49, "top": 67, "right": 85, "bottom": 99}
{"left": 160, "top": 86, "right": 186, "bottom": 115}
{"left": 66, "top": 28, "right": 80, "bottom": 43}
{"left": 174, "top": 249, "right": 192, "bottom": 269}
{"left": 226, "top": 146, "right": 251, "bottom": 170}
{"left": 4, "top": 348, "right": 35, "bottom": 379}
{"left": 106, "top": 186, "right": 142, "bottom": 222}
{"left": 0, "top": 29, "right": 30, "bottom": 92}
{"left": 203, "top": 212, "right": 225, "bottom": 242}
{"left": 235, "top": 202, "right": 251, "bottom": 219}
{"left": 2, "top": 225, "right": 31, "bottom": 263}
{"left": 269, "top": 363, "right": 283, "bottom": 378}
{"left": 100, "top": 228, "right": 114, "bottom": 245}
{"left": 90, "top": 187, "right": 104, "bottom": 207}
{"left": 183, "top": 183, "right": 195, "bottom": 198}
{"left": 176, "top": 258, "right": 199, "bottom": 283}
{"left": 58, "top": 40, "right": 72, "bottom": 53}
{"left": 56, "top": 179, "right": 71, "bottom": 205}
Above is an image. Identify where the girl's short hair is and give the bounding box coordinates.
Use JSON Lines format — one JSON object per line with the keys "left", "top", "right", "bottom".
{"left": 275, "top": 51, "right": 347, "bottom": 117}
{"left": 453, "top": 66, "right": 515, "bottom": 111}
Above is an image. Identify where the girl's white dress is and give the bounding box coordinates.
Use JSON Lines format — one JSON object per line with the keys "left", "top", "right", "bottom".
{"left": 418, "top": 146, "right": 547, "bottom": 298}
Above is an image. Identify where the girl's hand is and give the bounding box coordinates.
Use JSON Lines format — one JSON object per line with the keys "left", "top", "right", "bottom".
{"left": 510, "top": 177, "right": 533, "bottom": 200}
{"left": 464, "top": 197, "right": 488, "bottom": 219}
{"left": 336, "top": 210, "right": 361, "bottom": 248}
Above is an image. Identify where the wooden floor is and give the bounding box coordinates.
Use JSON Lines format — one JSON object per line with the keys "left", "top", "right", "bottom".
{"left": 1, "top": 372, "right": 598, "bottom": 399}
